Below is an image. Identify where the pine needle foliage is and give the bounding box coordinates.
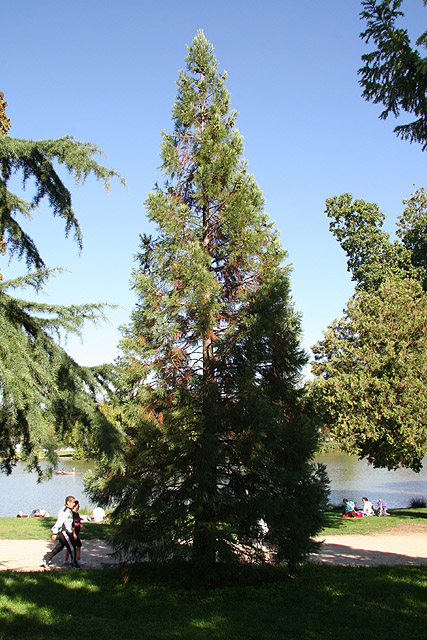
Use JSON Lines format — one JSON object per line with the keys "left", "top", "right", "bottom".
{"left": 0, "top": 94, "right": 123, "bottom": 475}
{"left": 0, "top": 270, "right": 115, "bottom": 475}
{"left": 87, "top": 32, "right": 329, "bottom": 576}
{"left": 0, "top": 133, "right": 124, "bottom": 270}
{"left": 359, "top": 0, "right": 427, "bottom": 150}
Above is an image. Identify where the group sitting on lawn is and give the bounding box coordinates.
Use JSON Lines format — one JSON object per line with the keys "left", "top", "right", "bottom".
{"left": 342, "top": 497, "right": 376, "bottom": 518}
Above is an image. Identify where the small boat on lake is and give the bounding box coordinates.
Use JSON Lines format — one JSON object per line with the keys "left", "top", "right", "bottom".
{"left": 55, "top": 467, "right": 77, "bottom": 476}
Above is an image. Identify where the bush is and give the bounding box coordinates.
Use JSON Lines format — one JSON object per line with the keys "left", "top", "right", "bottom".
{"left": 409, "top": 497, "right": 427, "bottom": 508}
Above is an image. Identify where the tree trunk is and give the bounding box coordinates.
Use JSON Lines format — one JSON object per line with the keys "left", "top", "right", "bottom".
{"left": 191, "top": 200, "right": 218, "bottom": 574}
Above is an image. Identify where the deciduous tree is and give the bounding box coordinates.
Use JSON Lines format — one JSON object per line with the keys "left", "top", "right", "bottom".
{"left": 312, "top": 276, "right": 427, "bottom": 471}
{"left": 311, "top": 189, "right": 427, "bottom": 470}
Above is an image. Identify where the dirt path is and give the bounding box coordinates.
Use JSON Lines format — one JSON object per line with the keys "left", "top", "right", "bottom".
{"left": 311, "top": 522, "right": 427, "bottom": 566}
{"left": 0, "top": 539, "right": 120, "bottom": 572}
{"left": 1, "top": 524, "right": 427, "bottom": 571}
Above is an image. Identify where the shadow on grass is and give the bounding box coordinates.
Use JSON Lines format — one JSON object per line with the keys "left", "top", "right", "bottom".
{"left": 320, "top": 510, "right": 348, "bottom": 531}
{"left": 393, "top": 508, "right": 427, "bottom": 520}
{"left": 0, "top": 563, "right": 426, "bottom": 640}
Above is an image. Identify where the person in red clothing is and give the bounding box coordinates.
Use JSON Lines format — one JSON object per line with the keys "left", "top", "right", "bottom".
{"left": 64, "top": 500, "right": 87, "bottom": 565}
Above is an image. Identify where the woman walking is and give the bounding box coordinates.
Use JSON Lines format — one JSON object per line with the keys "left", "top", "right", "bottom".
{"left": 41, "top": 496, "right": 80, "bottom": 569}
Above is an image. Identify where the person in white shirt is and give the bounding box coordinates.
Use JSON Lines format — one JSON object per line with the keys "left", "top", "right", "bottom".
{"left": 91, "top": 506, "right": 106, "bottom": 522}
{"left": 41, "top": 496, "right": 80, "bottom": 569}
{"left": 362, "top": 497, "right": 375, "bottom": 516}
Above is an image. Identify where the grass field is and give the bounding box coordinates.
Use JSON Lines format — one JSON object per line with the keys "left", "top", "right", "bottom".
{"left": 0, "top": 563, "right": 426, "bottom": 640}
{"left": 0, "top": 517, "right": 112, "bottom": 540}
{"left": 1, "top": 507, "right": 426, "bottom": 540}
{"left": 0, "top": 510, "right": 426, "bottom": 640}
{"left": 321, "top": 507, "right": 427, "bottom": 535}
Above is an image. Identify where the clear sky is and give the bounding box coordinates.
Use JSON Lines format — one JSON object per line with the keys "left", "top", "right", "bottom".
{"left": 2, "top": 0, "right": 427, "bottom": 372}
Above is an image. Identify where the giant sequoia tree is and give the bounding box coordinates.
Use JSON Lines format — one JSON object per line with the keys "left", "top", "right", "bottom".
{"left": 0, "top": 92, "right": 122, "bottom": 475}
{"left": 311, "top": 190, "right": 427, "bottom": 470}
{"left": 88, "top": 32, "right": 328, "bottom": 575}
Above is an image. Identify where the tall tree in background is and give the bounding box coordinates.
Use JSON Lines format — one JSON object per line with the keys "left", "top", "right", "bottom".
{"left": 88, "top": 31, "right": 328, "bottom": 576}
{"left": 311, "top": 190, "right": 427, "bottom": 470}
{"left": 324, "top": 192, "right": 416, "bottom": 292}
{"left": 359, "top": 0, "right": 427, "bottom": 149}
{"left": 0, "top": 92, "right": 123, "bottom": 475}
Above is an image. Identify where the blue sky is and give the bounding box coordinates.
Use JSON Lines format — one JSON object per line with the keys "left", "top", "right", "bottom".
{"left": 2, "top": 0, "right": 427, "bottom": 371}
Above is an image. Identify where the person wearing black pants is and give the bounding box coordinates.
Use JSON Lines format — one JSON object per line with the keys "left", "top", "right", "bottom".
{"left": 41, "top": 495, "right": 80, "bottom": 569}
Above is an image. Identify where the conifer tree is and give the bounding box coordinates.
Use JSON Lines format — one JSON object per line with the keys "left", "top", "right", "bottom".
{"left": 0, "top": 93, "right": 123, "bottom": 475}
{"left": 88, "top": 32, "right": 328, "bottom": 575}
{"left": 0, "top": 93, "right": 123, "bottom": 272}
{"left": 359, "top": 0, "right": 427, "bottom": 150}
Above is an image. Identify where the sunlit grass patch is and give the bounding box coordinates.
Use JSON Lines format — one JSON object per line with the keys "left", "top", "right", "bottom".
{"left": 0, "top": 597, "right": 60, "bottom": 624}
{"left": 320, "top": 507, "right": 427, "bottom": 535}
{"left": 0, "top": 517, "right": 112, "bottom": 540}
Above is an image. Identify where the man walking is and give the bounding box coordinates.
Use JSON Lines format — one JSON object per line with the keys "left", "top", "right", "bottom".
{"left": 41, "top": 495, "right": 80, "bottom": 569}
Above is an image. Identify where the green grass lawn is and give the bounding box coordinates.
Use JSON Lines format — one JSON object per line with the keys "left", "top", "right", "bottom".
{"left": 0, "top": 563, "right": 426, "bottom": 640}
{"left": 1, "top": 507, "right": 425, "bottom": 540}
{"left": 0, "top": 517, "right": 112, "bottom": 540}
{"left": 0, "top": 510, "right": 426, "bottom": 639}
{"left": 320, "top": 507, "right": 427, "bottom": 535}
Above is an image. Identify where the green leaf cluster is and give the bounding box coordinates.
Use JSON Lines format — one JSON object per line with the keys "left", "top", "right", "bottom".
{"left": 312, "top": 276, "right": 427, "bottom": 470}
{"left": 312, "top": 188, "right": 427, "bottom": 470}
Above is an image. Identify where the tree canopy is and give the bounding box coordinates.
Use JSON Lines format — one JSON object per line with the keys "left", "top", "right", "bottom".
{"left": 359, "top": 0, "right": 427, "bottom": 149}
{"left": 312, "top": 275, "right": 427, "bottom": 471}
{"left": 311, "top": 189, "right": 427, "bottom": 470}
{"left": 87, "top": 31, "right": 328, "bottom": 576}
{"left": 0, "top": 92, "right": 123, "bottom": 475}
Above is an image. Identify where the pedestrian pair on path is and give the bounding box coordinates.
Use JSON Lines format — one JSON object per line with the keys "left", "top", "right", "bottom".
{"left": 41, "top": 495, "right": 83, "bottom": 570}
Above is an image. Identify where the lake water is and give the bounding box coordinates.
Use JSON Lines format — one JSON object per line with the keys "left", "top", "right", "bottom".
{"left": 0, "top": 460, "right": 95, "bottom": 517}
{"left": 316, "top": 452, "right": 427, "bottom": 509}
{"left": 0, "top": 454, "right": 426, "bottom": 516}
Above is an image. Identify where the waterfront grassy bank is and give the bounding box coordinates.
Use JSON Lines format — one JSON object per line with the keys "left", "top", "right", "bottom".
{"left": 0, "top": 517, "right": 112, "bottom": 540}
{"left": 1, "top": 507, "right": 425, "bottom": 540}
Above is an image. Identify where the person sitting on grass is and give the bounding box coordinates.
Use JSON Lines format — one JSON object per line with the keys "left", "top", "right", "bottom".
{"left": 91, "top": 506, "right": 106, "bottom": 522}
{"left": 342, "top": 498, "right": 356, "bottom": 518}
{"left": 362, "top": 497, "right": 374, "bottom": 516}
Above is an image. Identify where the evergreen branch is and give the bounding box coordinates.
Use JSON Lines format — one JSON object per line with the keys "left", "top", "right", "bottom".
{"left": 0, "top": 135, "right": 125, "bottom": 268}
